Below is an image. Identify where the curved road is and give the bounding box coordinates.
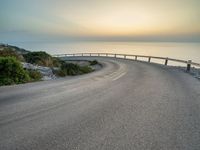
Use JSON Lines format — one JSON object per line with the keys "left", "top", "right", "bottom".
{"left": 0, "top": 57, "right": 200, "bottom": 150}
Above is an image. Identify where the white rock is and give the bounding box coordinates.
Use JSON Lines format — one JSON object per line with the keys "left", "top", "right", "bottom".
{"left": 21, "top": 62, "right": 57, "bottom": 80}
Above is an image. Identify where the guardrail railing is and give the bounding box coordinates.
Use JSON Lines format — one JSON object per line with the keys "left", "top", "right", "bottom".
{"left": 53, "top": 53, "right": 200, "bottom": 72}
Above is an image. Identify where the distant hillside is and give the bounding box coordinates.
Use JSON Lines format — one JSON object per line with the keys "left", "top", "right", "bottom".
{"left": 0, "top": 44, "right": 30, "bottom": 54}
{"left": 0, "top": 44, "right": 61, "bottom": 67}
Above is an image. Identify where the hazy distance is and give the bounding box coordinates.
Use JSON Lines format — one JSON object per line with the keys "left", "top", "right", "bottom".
{"left": 0, "top": 0, "right": 200, "bottom": 43}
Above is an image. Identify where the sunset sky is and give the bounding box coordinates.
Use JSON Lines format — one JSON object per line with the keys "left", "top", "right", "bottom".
{"left": 0, "top": 0, "right": 200, "bottom": 42}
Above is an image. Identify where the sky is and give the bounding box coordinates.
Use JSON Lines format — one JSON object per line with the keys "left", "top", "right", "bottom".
{"left": 0, "top": 0, "right": 200, "bottom": 43}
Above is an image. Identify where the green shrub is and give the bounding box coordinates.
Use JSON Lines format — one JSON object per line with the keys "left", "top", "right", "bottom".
{"left": 0, "top": 57, "right": 30, "bottom": 86}
{"left": 58, "top": 62, "right": 93, "bottom": 76}
{"left": 61, "top": 63, "right": 80, "bottom": 76}
{"left": 89, "top": 60, "right": 98, "bottom": 65}
{"left": 27, "top": 70, "right": 42, "bottom": 81}
{"left": 79, "top": 66, "right": 93, "bottom": 74}
{"left": 52, "top": 57, "right": 62, "bottom": 67}
{"left": 54, "top": 69, "right": 66, "bottom": 77}
{"left": 23, "top": 51, "right": 55, "bottom": 67}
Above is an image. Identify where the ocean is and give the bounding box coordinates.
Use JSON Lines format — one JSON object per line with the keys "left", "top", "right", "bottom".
{"left": 11, "top": 41, "right": 200, "bottom": 65}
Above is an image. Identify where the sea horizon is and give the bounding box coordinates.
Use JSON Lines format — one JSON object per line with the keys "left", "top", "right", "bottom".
{"left": 5, "top": 41, "right": 200, "bottom": 64}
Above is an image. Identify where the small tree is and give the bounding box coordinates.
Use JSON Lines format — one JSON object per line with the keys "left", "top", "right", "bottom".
{"left": 0, "top": 57, "right": 30, "bottom": 85}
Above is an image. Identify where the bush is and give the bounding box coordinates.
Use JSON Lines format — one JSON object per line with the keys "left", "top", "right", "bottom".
{"left": 52, "top": 57, "right": 65, "bottom": 67}
{"left": 89, "top": 60, "right": 98, "bottom": 65}
{"left": 0, "top": 57, "right": 30, "bottom": 86}
{"left": 23, "top": 51, "right": 56, "bottom": 67}
{"left": 27, "top": 70, "right": 42, "bottom": 81}
{"left": 79, "top": 66, "right": 93, "bottom": 74}
{"left": 54, "top": 69, "right": 67, "bottom": 77}
{"left": 57, "top": 62, "right": 93, "bottom": 76}
{"left": 61, "top": 63, "right": 80, "bottom": 76}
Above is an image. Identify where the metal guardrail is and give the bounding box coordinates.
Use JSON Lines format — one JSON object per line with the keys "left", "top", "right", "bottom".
{"left": 53, "top": 53, "right": 200, "bottom": 72}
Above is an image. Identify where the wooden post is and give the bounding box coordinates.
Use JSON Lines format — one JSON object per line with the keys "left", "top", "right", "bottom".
{"left": 98, "top": 53, "right": 100, "bottom": 57}
{"left": 114, "top": 54, "right": 116, "bottom": 58}
{"left": 187, "top": 60, "right": 192, "bottom": 72}
{"left": 165, "top": 58, "right": 168, "bottom": 65}
{"left": 81, "top": 53, "right": 83, "bottom": 56}
{"left": 135, "top": 56, "right": 137, "bottom": 60}
{"left": 106, "top": 53, "right": 108, "bottom": 57}
{"left": 148, "top": 57, "right": 151, "bottom": 62}
{"left": 90, "top": 53, "right": 91, "bottom": 56}
{"left": 124, "top": 55, "right": 126, "bottom": 59}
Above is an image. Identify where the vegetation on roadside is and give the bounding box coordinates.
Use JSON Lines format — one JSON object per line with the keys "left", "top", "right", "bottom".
{"left": 23, "top": 51, "right": 61, "bottom": 67}
{"left": 0, "top": 57, "right": 30, "bottom": 86}
{"left": 0, "top": 57, "right": 43, "bottom": 86}
{"left": 89, "top": 60, "right": 98, "bottom": 65}
{"left": 54, "top": 62, "right": 93, "bottom": 76}
{"left": 79, "top": 66, "right": 93, "bottom": 74}
{"left": 27, "top": 70, "right": 42, "bottom": 81}
{"left": 0, "top": 44, "right": 100, "bottom": 86}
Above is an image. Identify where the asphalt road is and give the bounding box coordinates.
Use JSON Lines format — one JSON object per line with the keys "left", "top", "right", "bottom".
{"left": 0, "top": 57, "right": 200, "bottom": 150}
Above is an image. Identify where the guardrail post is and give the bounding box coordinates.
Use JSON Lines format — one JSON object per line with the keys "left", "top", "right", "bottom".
{"left": 98, "top": 53, "right": 100, "bottom": 57}
{"left": 114, "top": 54, "right": 116, "bottom": 58}
{"left": 124, "top": 55, "right": 126, "bottom": 59}
{"left": 135, "top": 56, "right": 137, "bottom": 60}
{"left": 90, "top": 53, "right": 91, "bottom": 56}
{"left": 106, "top": 53, "right": 108, "bottom": 57}
{"left": 81, "top": 53, "right": 83, "bottom": 56}
{"left": 187, "top": 60, "right": 192, "bottom": 72}
{"left": 73, "top": 54, "right": 75, "bottom": 56}
{"left": 165, "top": 58, "right": 168, "bottom": 65}
{"left": 148, "top": 57, "right": 151, "bottom": 62}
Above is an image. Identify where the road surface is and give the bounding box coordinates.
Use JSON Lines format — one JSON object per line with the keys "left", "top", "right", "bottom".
{"left": 0, "top": 57, "right": 200, "bottom": 150}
